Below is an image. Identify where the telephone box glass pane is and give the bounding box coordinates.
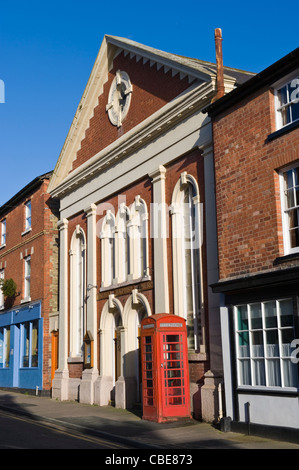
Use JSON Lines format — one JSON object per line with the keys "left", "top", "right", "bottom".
{"left": 162, "top": 334, "right": 185, "bottom": 406}
{"left": 143, "top": 335, "right": 154, "bottom": 406}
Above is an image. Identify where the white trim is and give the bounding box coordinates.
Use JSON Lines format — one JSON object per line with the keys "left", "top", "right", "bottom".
{"left": 171, "top": 172, "right": 203, "bottom": 351}
{"left": 279, "top": 163, "right": 299, "bottom": 255}
{"left": 273, "top": 69, "right": 299, "bottom": 131}
{"left": 69, "top": 226, "right": 86, "bottom": 358}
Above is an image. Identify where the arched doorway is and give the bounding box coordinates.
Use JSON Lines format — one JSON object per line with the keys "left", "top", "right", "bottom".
{"left": 123, "top": 290, "right": 152, "bottom": 407}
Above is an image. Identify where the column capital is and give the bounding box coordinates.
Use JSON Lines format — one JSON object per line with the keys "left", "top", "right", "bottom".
{"left": 57, "top": 218, "right": 69, "bottom": 231}
{"left": 84, "top": 203, "right": 97, "bottom": 217}
{"left": 149, "top": 165, "right": 166, "bottom": 183}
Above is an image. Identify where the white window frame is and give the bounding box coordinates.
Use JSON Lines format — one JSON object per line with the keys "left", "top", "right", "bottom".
{"left": 171, "top": 172, "right": 203, "bottom": 352}
{"left": 1, "top": 219, "right": 6, "bottom": 247}
{"left": 128, "top": 196, "right": 149, "bottom": 282}
{"left": 279, "top": 163, "right": 299, "bottom": 255}
{"left": 23, "top": 255, "right": 31, "bottom": 301}
{"left": 69, "top": 226, "right": 86, "bottom": 358}
{"left": 234, "top": 299, "right": 299, "bottom": 390}
{"left": 20, "top": 320, "right": 39, "bottom": 368}
{"left": 25, "top": 200, "right": 32, "bottom": 231}
{"left": 0, "top": 326, "right": 10, "bottom": 368}
{"left": 274, "top": 70, "right": 299, "bottom": 130}
{"left": 100, "top": 211, "right": 116, "bottom": 288}
{"left": 100, "top": 198, "right": 150, "bottom": 289}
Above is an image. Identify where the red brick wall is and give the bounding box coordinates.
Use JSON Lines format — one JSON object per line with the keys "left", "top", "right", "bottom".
{"left": 0, "top": 178, "right": 59, "bottom": 389}
{"left": 71, "top": 51, "right": 193, "bottom": 172}
{"left": 213, "top": 87, "right": 299, "bottom": 281}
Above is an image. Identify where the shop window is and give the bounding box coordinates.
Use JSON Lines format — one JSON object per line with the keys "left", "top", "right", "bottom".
{"left": 21, "top": 320, "right": 39, "bottom": 368}
{"left": 234, "top": 299, "right": 299, "bottom": 389}
{"left": 0, "top": 326, "right": 10, "bottom": 368}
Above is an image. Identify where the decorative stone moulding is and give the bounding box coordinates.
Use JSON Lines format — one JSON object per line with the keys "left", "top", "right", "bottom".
{"left": 106, "top": 70, "right": 132, "bottom": 127}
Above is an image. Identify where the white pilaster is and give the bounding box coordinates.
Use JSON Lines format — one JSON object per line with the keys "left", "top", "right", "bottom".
{"left": 52, "top": 218, "right": 69, "bottom": 400}
{"left": 149, "top": 165, "right": 169, "bottom": 313}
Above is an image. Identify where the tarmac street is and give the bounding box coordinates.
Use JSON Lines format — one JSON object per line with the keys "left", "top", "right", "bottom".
{"left": 0, "top": 390, "right": 299, "bottom": 450}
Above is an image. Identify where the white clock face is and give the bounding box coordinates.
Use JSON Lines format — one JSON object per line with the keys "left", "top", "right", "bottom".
{"left": 106, "top": 70, "right": 132, "bottom": 127}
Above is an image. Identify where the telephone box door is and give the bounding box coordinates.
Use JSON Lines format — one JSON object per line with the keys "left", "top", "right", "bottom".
{"left": 160, "top": 332, "right": 189, "bottom": 418}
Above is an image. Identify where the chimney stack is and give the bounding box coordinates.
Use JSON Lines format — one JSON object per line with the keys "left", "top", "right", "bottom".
{"left": 212, "top": 28, "right": 225, "bottom": 102}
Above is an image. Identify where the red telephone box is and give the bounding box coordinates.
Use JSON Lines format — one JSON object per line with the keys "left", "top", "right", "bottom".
{"left": 141, "top": 314, "right": 191, "bottom": 423}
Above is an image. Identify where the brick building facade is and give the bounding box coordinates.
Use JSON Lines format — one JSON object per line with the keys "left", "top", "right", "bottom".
{"left": 0, "top": 172, "right": 59, "bottom": 394}
{"left": 48, "top": 35, "right": 252, "bottom": 420}
{"left": 207, "top": 47, "right": 299, "bottom": 435}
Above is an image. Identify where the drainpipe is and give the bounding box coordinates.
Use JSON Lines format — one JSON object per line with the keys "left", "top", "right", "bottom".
{"left": 218, "top": 381, "right": 223, "bottom": 421}
{"left": 211, "top": 28, "right": 225, "bottom": 103}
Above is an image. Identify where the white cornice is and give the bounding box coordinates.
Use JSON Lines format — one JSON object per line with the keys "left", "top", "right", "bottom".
{"left": 106, "top": 35, "right": 213, "bottom": 83}
{"left": 50, "top": 81, "right": 215, "bottom": 199}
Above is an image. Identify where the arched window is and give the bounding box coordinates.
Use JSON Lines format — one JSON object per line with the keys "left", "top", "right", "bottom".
{"left": 171, "top": 172, "right": 202, "bottom": 351}
{"left": 115, "top": 203, "right": 131, "bottom": 283}
{"left": 70, "top": 226, "right": 86, "bottom": 357}
{"left": 100, "top": 210, "right": 116, "bottom": 288}
{"left": 129, "top": 196, "right": 149, "bottom": 280}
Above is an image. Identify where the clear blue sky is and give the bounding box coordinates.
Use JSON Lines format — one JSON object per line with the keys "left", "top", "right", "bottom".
{"left": 0, "top": 0, "right": 298, "bottom": 206}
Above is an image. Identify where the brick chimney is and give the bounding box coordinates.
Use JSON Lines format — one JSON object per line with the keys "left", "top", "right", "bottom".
{"left": 212, "top": 28, "right": 225, "bottom": 102}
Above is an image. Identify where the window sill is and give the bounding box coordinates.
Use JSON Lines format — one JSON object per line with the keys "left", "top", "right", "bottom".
{"left": 273, "top": 252, "right": 299, "bottom": 265}
{"left": 21, "top": 297, "right": 31, "bottom": 304}
{"left": 267, "top": 119, "right": 299, "bottom": 142}
{"left": 68, "top": 356, "right": 83, "bottom": 363}
{"left": 237, "top": 385, "right": 299, "bottom": 395}
{"left": 21, "top": 227, "right": 32, "bottom": 236}
{"left": 100, "top": 275, "right": 152, "bottom": 292}
{"left": 0, "top": 243, "right": 6, "bottom": 250}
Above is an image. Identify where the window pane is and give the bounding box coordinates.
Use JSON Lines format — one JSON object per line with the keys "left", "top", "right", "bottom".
{"left": 237, "top": 305, "right": 248, "bottom": 330}
{"left": 31, "top": 320, "right": 38, "bottom": 367}
{"left": 0, "top": 328, "right": 3, "bottom": 367}
{"left": 282, "top": 359, "right": 298, "bottom": 387}
{"left": 278, "top": 85, "right": 288, "bottom": 106}
{"left": 250, "top": 303, "right": 262, "bottom": 329}
{"left": 22, "top": 323, "right": 30, "bottom": 367}
{"left": 281, "top": 328, "right": 296, "bottom": 355}
{"left": 238, "top": 331, "right": 249, "bottom": 357}
{"left": 253, "top": 359, "right": 266, "bottom": 386}
{"left": 267, "top": 359, "right": 281, "bottom": 386}
{"left": 280, "top": 299, "right": 294, "bottom": 327}
{"left": 4, "top": 328, "right": 10, "bottom": 368}
{"left": 289, "top": 226, "right": 299, "bottom": 248}
{"left": 285, "top": 188, "right": 295, "bottom": 208}
{"left": 291, "top": 101, "right": 299, "bottom": 122}
{"left": 239, "top": 359, "right": 251, "bottom": 385}
{"left": 266, "top": 330, "right": 279, "bottom": 357}
{"left": 251, "top": 330, "right": 264, "bottom": 357}
{"left": 264, "top": 302, "right": 277, "bottom": 328}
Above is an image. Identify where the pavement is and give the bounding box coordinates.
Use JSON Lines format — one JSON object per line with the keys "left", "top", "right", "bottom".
{"left": 0, "top": 389, "right": 299, "bottom": 450}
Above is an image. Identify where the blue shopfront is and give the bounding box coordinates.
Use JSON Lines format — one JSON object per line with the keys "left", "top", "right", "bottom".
{"left": 0, "top": 302, "right": 43, "bottom": 390}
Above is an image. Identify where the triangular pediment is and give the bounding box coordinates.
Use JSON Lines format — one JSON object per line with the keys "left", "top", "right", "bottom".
{"left": 48, "top": 35, "right": 252, "bottom": 195}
